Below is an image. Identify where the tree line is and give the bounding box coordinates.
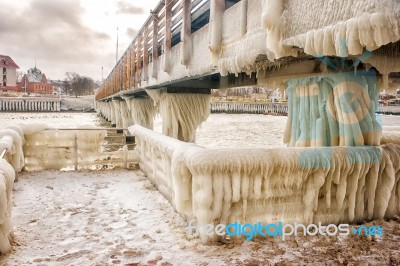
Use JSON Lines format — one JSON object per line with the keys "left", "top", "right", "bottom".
{"left": 61, "top": 72, "right": 99, "bottom": 97}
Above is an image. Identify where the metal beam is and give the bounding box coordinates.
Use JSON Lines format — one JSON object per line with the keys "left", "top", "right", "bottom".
{"left": 166, "top": 87, "right": 211, "bottom": 94}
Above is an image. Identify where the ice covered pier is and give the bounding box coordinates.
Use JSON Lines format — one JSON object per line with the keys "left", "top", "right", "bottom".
{"left": 0, "top": 0, "right": 398, "bottom": 252}
{"left": 93, "top": 0, "right": 400, "bottom": 242}
{"left": 0, "top": 97, "right": 61, "bottom": 112}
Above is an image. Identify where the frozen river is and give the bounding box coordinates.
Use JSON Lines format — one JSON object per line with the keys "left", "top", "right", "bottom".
{"left": 1, "top": 112, "right": 399, "bottom": 148}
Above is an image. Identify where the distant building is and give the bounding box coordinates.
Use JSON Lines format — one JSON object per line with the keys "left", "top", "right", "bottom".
{"left": 18, "top": 66, "right": 53, "bottom": 95}
{"left": 0, "top": 55, "right": 19, "bottom": 92}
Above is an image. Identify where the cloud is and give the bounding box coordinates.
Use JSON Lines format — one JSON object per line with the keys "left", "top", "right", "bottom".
{"left": 117, "top": 0, "right": 144, "bottom": 15}
{"left": 0, "top": 0, "right": 112, "bottom": 80}
{"left": 126, "top": 28, "right": 137, "bottom": 38}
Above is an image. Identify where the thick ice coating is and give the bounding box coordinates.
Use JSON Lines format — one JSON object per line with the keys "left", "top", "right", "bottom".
{"left": 131, "top": 124, "right": 400, "bottom": 243}
{"left": 145, "top": 90, "right": 211, "bottom": 142}
{"left": 275, "top": 0, "right": 400, "bottom": 59}
{"left": 284, "top": 72, "right": 382, "bottom": 147}
{"left": 0, "top": 159, "right": 15, "bottom": 254}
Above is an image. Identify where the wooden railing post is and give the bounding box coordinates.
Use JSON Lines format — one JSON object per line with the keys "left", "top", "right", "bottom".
{"left": 137, "top": 34, "right": 143, "bottom": 85}
{"left": 131, "top": 41, "right": 137, "bottom": 88}
{"left": 152, "top": 13, "right": 159, "bottom": 78}
{"left": 143, "top": 26, "right": 149, "bottom": 81}
{"left": 240, "top": 0, "right": 248, "bottom": 37}
{"left": 163, "top": 0, "right": 172, "bottom": 73}
{"left": 209, "top": 0, "right": 225, "bottom": 65}
{"left": 181, "top": 0, "right": 192, "bottom": 66}
{"left": 123, "top": 56, "right": 127, "bottom": 90}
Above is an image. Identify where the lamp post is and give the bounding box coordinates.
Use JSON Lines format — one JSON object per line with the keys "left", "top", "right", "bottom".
{"left": 24, "top": 75, "right": 27, "bottom": 96}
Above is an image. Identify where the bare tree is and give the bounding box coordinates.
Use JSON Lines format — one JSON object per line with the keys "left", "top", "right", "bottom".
{"left": 16, "top": 70, "right": 24, "bottom": 82}
{"left": 63, "top": 72, "right": 96, "bottom": 97}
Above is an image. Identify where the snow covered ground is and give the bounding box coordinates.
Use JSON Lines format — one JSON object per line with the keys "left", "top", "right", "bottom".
{"left": 1, "top": 170, "right": 400, "bottom": 265}
{"left": 60, "top": 95, "right": 95, "bottom": 111}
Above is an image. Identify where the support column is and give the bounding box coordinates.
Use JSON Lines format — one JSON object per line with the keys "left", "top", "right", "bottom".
{"left": 110, "top": 101, "right": 116, "bottom": 127}
{"left": 284, "top": 71, "right": 382, "bottom": 147}
{"left": 156, "top": 91, "right": 211, "bottom": 142}
{"left": 119, "top": 100, "right": 134, "bottom": 128}
{"left": 113, "top": 100, "right": 124, "bottom": 128}
{"left": 124, "top": 97, "right": 156, "bottom": 129}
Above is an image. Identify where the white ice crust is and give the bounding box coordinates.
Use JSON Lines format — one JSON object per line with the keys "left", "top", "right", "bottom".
{"left": 130, "top": 124, "right": 400, "bottom": 243}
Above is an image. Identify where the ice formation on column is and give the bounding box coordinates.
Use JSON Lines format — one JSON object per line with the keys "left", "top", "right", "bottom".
{"left": 112, "top": 100, "right": 124, "bottom": 128}
{"left": 148, "top": 90, "right": 211, "bottom": 142}
{"left": 119, "top": 100, "right": 134, "bottom": 128}
{"left": 123, "top": 97, "right": 156, "bottom": 129}
{"left": 284, "top": 71, "right": 382, "bottom": 147}
{"left": 96, "top": 101, "right": 112, "bottom": 121}
{"left": 110, "top": 101, "right": 116, "bottom": 125}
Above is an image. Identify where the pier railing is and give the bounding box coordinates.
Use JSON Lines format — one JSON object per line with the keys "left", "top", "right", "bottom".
{"left": 23, "top": 128, "right": 138, "bottom": 171}
{"left": 0, "top": 97, "right": 61, "bottom": 112}
{"left": 96, "top": 0, "right": 242, "bottom": 100}
{"left": 210, "top": 101, "right": 288, "bottom": 114}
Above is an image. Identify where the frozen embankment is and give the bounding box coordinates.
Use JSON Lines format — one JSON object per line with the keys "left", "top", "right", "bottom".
{"left": 130, "top": 124, "right": 400, "bottom": 243}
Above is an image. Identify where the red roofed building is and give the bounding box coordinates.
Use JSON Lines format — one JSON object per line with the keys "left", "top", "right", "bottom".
{"left": 0, "top": 55, "right": 19, "bottom": 92}
{"left": 17, "top": 66, "right": 53, "bottom": 95}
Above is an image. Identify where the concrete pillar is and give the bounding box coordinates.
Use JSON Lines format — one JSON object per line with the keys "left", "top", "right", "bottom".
{"left": 158, "top": 92, "right": 211, "bottom": 142}
{"left": 110, "top": 101, "right": 116, "bottom": 126}
{"left": 284, "top": 71, "right": 381, "bottom": 147}
{"left": 124, "top": 97, "right": 156, "bottom": 129}
{"left": 112, "top": 100, "right": 124, "bottom": 128}
{"left": 119, "top": 100, "right": 134, "bottom": 128}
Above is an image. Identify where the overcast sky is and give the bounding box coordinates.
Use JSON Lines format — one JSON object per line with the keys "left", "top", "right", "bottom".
{"left": 0, "top": 0, "right": 159, "bottom": 81}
